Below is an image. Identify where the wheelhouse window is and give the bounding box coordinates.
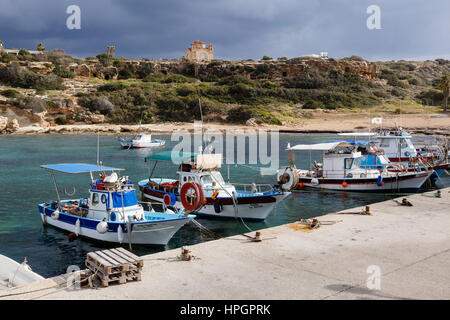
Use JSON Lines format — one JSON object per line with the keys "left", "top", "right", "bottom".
{"left": 211, "top": 171, "right": 225, "bottom": 185}
{"left": 92, "top": 193, "right": 100, "bottom": 205}
{"left": 200, "top": 174, "right": 213, "bottom": 186}
{"left": 344, "top": 158, "right": 353, "bottom": 169}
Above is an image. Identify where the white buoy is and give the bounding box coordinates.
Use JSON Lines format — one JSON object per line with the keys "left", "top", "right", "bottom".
{"left": 75, "top": 219, "right": 81, "bottom": 236}
{"left": 51, "top": 210, "right": 59, "bottom": 220}
{"left": 96, "top": 221, "right": 108, "bottom": 234}
{"left": 118, "top": 225, "right": 123, "bottom": 243}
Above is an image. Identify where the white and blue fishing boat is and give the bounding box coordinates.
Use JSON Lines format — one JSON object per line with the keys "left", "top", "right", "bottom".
{"left": 138, "top": 151, "right": 290, "bottom": 221}
{"left": 118, "top": 133, "right": 165, "bottom": 149}
{"left": 38, "top": 163, "right": 195, "bottom": 245}
{"left": 277, "top": 142, "right": 432, "bottom": 192}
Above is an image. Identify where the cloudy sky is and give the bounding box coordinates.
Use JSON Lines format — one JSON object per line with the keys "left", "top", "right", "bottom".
{"left": 0, "top": 0, "right": 449, "bottom": 61}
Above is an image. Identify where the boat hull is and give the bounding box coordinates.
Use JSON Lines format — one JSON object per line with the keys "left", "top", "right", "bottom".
{"left": 139, "top": 181, "right": 290, "bottom": 221}
{"left": 296, "top": 172, "right": 431, "bottom": 192}
{"left": 38, "top": 204, "right": 192, "bottom": 245}
{"left": 119, "top": 139, "right": 165, "bottom": 149}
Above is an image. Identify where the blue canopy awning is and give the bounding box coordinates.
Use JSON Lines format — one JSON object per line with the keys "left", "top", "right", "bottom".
{"left": 40, "top": 163, "right": 124, "bottom": 174}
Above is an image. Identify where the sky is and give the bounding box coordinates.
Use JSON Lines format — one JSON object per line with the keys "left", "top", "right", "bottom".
{"left": 0, "top": 0, "right": 449, "bottom": 61}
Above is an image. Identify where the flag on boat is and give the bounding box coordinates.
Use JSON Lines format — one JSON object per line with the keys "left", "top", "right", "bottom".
{"left": 371, "top": 117, "right": 382, "bottom": 125}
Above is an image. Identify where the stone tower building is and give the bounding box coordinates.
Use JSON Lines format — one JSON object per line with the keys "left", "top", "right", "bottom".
{"left": 185, "top": 40, "right": 213, "bottom": 63}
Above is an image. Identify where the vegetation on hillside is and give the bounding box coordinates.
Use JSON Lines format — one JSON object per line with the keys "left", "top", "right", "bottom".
{"left": 0, "top": 49, "right": 449, "bottom": 126}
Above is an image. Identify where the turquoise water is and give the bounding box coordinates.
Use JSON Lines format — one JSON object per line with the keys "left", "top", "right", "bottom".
{"left": 0, "top": 133, "right": 448, "bottom": 277}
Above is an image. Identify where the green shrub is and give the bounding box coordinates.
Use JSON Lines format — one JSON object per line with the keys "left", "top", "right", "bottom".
{"left": 408, "top": 78, "right": 418, "bottom": 85}
{"left": 136, "top": 62, "right": 155, "bottom": 79}
{"left": 227, "top": 106, "right": 255, "bottom": 123}
{"left": 55, "top": 116, "right": 67, "bottom": 125}
{"left": 45, "top": 100, "right": 60, "bottom": 109}
{"left": 228, "top": 83, "right": 257, "bottom": 99}
{"left": 96, "top": 53, "right": 111, "bottom": 67}
{"left": 216, "top": 75, "right": 255, "bottom": 86}
{"left": 415, "top": 89, "right": 443, "bottom": 105}
{"left": 14, "top": 96, "right": 47, "bottom": 113}
{"left": 269, "top": 118, "right": 282, "bottom": 125}
{"left": 261, "top": 56, "right": 272, "bottom": 61}
{"left": 163, "top": 74, "right": 196, "bottom": 83}
{"left": 0, "top": 89, "right": 20, "bottom": 98}
{"left": 118, "top": 64, "right": 137, "bottom": 79}
{"left": 0, "top": 63, "right": 64, "bottom": 90}
{"left": 18, "top": 49, "right": 30, "bottom": 56}
{"left": 263, "top": 81, "right": 280, "bottom": 89}
{"left": 302, "top": 100, "right": 324, "bottom": 109}
{"left": 53, "top": 64, "right": 75, "bottom": 78}
{"left": 98, "top": 82, "right": 127, "bottom": 92}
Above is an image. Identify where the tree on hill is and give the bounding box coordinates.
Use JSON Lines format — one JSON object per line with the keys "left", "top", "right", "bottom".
{"left": 438, "top": 74, "right": 449, "bottom": 112}
{"left": 37, "top": 43, "right": 46, "bottom": 52}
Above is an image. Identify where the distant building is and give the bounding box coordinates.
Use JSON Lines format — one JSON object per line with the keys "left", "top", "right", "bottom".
{"left": 185, "top": 40, "right": 213, "bottom": 62}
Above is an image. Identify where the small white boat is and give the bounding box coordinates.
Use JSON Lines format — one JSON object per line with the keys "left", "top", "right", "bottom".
{"left": 277, "top": 142, "right": 432, "bottom": 192}
{"left": 39, "top": 163, "right": 195, "bottom": 245}
{"left": 139, "top": 151, "right": 290, "bottom": 221}
{"left": 119, "top": 134, "right": 165, "bottom": 149}
{"left": 0, "top": 255, "right": 44, "bottom": 290}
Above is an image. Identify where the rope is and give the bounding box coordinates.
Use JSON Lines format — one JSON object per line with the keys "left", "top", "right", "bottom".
{"left": 190, "top": 219, "right": 221, "bottom": 240}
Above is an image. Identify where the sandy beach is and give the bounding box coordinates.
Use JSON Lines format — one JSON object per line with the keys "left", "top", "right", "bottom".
{"left": 13, "top": 112, "right": 450, "bottom": 136}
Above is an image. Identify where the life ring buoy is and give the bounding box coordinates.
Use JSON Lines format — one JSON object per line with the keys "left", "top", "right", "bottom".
{"left": 180, "top": 182, "right": 204, "bottom": 212}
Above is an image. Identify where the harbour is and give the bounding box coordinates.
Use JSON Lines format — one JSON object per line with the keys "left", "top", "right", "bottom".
{"left": 2, "top": 187, "right": 449, "bottom": 300}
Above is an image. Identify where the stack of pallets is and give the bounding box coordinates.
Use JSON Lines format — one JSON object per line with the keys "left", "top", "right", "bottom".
{"left": 85, "top": 247, "right": 144, "bottom": 287}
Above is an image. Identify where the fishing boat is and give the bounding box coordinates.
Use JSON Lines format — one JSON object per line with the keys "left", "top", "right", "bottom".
{"left": 277, "top": 142, "right": 432, "bottom": 192}
{"left": 38, "top": 163, "right": 195, "bottom": 245}
{"left": 338, "top": 129, "right": 449, "bottom": 182}
{"left": 138, "top": 151, "right": 291, "bottom": 221}
{"left": 118, "top": 133, "right": 165, "bottom": 149}
{"left": 0, "top": 254, "right": 44, "bottom": 290}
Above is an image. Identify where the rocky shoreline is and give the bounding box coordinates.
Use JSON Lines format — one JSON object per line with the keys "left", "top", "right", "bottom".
{"left": 4, "top": 122, "right": 449, "bottom": 136}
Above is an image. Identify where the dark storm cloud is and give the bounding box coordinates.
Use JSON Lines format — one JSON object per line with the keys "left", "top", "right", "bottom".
{"left": 0, "top": 0, "right": 449, "bottom": 61}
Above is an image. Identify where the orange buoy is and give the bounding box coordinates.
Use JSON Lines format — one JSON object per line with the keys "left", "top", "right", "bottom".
{"left": 299, "top": 182, "right": 305, "bottom": 189}
{"left": 342, "top": 181, "right": 348, "bottom": 188}
{"left": 68, "top": 233, "right": 77, "bottom": 241}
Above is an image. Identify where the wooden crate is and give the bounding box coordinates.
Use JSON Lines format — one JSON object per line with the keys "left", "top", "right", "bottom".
{"left": 85, "top": 247, "right": 143, "bottom": 287}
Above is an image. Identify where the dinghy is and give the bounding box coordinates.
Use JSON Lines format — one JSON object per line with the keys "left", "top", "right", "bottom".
{"left": 138, "top": 151, "right": 290, "bottom": 221}
{"left": 0, "top": 255, "right": 44, "bottom": 290}
{"left": 38, "top": 163, "right": 195, "bottom": 245}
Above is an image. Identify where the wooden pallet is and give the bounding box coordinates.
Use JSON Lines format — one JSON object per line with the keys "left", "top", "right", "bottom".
{"left": 85, "top": 247, "right": 143, "bottom": 287}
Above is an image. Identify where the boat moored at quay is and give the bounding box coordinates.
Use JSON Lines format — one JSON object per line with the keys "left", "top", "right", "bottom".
{"left": 38, "top": 163, "right": 195, "bottom": 246}
{"left": 138, "top": 151, "right": 291, "bottom": 221}
{"left": 277, "top": 142, "right": 432, "bottom": 192}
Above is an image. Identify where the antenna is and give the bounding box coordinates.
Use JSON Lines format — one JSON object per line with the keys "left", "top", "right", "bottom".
{"left": 199, "top": 98, "right": 204, "bottom": 154}
{"left": 97, "top": 130, "right": 100, "bottom": 166}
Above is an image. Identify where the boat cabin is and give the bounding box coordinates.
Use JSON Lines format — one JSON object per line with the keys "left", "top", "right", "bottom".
{"left": 41, "top": 163, "right": 145, "bottom": 223}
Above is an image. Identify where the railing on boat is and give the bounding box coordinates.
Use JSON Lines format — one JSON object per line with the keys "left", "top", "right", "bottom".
{"left": 232, "top": 183, "right": 274, "bottom": 193}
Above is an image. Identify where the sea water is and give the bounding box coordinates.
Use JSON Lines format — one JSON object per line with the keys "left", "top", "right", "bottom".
{"left": 0, "top": 133, "right": 447, "bottom": 277}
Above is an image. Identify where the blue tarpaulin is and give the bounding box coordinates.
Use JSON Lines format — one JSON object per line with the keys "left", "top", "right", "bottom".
{"left": 112, "top": 190, "right": 138, "bottom": 208}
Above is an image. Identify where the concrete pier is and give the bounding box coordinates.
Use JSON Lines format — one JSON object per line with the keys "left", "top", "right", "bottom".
{"left": 2, "top": 188, "right": 449, "bottom": 300}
